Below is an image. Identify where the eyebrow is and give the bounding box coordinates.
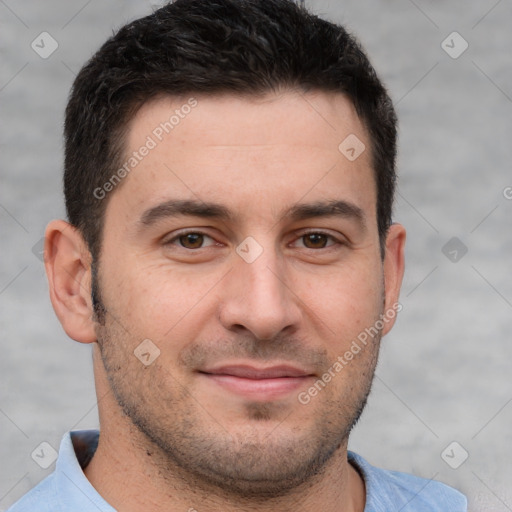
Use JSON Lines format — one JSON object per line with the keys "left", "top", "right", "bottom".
{"left": 138, "top": 198, "right": 366, "bottom": 230}
{"left": 139, "top": 199, "right": 232, "bottom": 226}
{"left": 285, "top": 200, "right": 366, "bottom": 229}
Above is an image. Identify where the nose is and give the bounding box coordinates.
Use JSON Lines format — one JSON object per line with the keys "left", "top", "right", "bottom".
{"left": 218, "top": 245, "right": 302, "bottom": 340}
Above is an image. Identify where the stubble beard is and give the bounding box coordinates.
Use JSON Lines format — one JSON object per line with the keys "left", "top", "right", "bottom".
{"left": 91, "top": 268, "right": 382, "bottom": 499}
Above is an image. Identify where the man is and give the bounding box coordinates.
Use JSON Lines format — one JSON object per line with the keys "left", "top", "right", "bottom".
{"left": 8, "top": 0, "right": 467, "bottom": 510}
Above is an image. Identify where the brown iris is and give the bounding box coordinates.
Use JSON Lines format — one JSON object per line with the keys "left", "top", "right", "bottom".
{"left": 179, "top": 233, "right": 205, "bottom": 249}
{"left": 302, "top": 233, "right": 329, "bottom": 249}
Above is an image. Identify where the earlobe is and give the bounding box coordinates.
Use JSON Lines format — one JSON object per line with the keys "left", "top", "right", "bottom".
{"left": 44, "top": 219, "right": 97, "bottom": 344}
{"left": 382, "top": 222, "right": 406, "bottom": 336}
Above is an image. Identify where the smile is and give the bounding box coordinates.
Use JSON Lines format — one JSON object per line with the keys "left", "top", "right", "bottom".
{"left": 198, "top": 364, "right": 315, "bottom": 400}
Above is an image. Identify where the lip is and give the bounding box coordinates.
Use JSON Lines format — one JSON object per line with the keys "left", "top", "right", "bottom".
{"left": 201, "top": 364, "right": 313, "bottom": 379}
{"left": 198, "top": 364, "right": 315, "bottom": 400}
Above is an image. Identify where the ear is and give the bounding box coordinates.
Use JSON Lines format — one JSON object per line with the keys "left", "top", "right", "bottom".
{"left": 44, "top": 219, "right": 97, "bottom": 344}
{"left": 381, "top": 222, "right": 406, "bottom": 336}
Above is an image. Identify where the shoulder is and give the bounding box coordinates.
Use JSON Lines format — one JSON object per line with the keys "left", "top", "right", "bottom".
{"left": 6, "top": 430, "right": 111, "bottom": 512}
{"left": 5, "top": 474, "right": 56, "bottom": 512}
{"left": 348, "top": 451, "right": 468, "bottom": 511}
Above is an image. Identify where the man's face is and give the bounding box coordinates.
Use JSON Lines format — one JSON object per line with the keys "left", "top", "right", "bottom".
{"left": 93, "top": 91, "right": 400, "bottom": 495}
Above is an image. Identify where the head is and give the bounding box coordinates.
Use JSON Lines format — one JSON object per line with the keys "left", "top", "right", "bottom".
{"left": 46, "top": 0, "right": 405, "bottom": 500}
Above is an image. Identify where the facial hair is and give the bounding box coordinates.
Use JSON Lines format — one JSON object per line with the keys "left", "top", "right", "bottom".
{"left": 91, "top": 264, "right": 382, "bottom": 499}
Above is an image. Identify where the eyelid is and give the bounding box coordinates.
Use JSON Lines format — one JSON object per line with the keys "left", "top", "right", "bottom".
{"left": 163, "top": 229, "right": 219, "bottom": 248}
{"left": 290, "top": 229, "right": 347, "bottom": 248}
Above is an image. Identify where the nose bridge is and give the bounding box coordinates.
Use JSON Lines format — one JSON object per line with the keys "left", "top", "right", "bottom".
{"left": 220, "top": 239, "right": 300, "bottom": 339}
{"left": 244, "top": 251, "right": 285, "bottom": 304}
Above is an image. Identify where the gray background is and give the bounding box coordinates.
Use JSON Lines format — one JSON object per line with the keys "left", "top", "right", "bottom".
{"left": 1, "top": 0, "right": 511, "bottom": 510}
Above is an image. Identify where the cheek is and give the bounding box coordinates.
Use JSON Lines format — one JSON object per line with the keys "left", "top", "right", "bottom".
{"left": 295, "top": 258, "right": 384, "bottom": 343}
{"left": 104, "top": 258, "right": 223, "bottom": 341}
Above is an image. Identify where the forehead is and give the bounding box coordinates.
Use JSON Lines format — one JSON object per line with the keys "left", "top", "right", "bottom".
{"left": 107, "top": 91, "right": 375, "bottom": 228}
{"left": 127, "top": 91, "right": 367, "bottom": 155}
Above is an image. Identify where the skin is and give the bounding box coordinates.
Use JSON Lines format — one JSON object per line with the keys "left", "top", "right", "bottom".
{"left": 44, "top": 90, "right": 406, "bottom": 512}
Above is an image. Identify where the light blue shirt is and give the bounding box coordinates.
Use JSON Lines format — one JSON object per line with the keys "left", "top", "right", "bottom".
{"left": 8, "top": 430, "right": 467, "bottom": 511}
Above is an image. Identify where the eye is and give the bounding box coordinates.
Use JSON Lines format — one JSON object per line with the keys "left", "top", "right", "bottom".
{"left": 165, "top": 231, "right": 217, "bottom": 249}
{"left": 292, "top": 232, "right": 341, "bottom": 249}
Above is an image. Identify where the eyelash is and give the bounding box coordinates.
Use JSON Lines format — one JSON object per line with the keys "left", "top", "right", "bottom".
{"left": 163, "top": 230, "right": 344, "bottom": 250}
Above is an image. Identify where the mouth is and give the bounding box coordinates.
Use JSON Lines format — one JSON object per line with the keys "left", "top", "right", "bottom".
{"left": 198, "top": 364, "right": 316, "bottom": 400}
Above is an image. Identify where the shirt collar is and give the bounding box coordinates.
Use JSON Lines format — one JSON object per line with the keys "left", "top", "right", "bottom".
{"left": 53, "top": 430, "right": 115, "bottom": 512}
